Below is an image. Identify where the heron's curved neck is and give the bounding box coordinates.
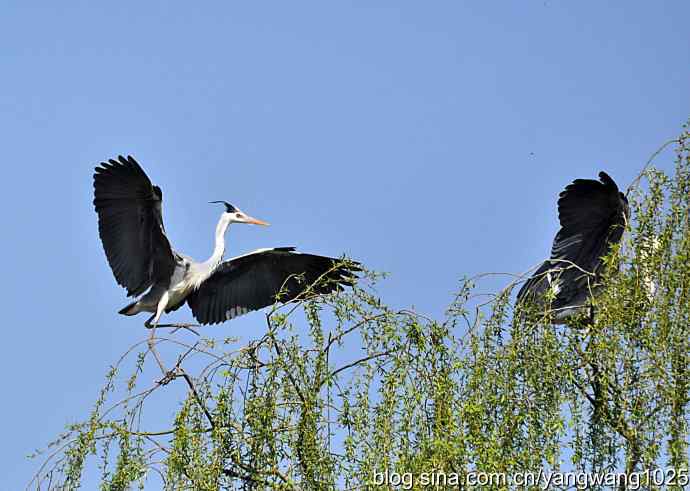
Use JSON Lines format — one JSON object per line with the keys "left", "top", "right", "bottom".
{"left": 206, "top": 214, "right": 232, "bottom": 267}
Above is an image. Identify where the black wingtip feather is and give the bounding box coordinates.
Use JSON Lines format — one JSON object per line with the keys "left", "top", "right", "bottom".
{"left": 598, "top": 171, "right": 618, "bottom": 190}
{"left": 92, "top": 155, "right": 175, "bottom": 297}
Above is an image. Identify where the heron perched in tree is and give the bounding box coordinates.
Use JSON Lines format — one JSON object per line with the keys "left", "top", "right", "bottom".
{"left": 93, "top": 155, "right": 359, "bottom": 329}
{"left": 516, "top": 171, "right": 629, "bottom": 323}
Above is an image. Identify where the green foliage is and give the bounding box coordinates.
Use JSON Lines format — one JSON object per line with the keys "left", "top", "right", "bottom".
{"left": 31, "top": 123, "right": 690, "bottom": 489}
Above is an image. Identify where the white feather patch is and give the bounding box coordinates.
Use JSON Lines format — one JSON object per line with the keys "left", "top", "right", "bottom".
{"left": 225, "top": 306, "right": 250, "bottom": 320}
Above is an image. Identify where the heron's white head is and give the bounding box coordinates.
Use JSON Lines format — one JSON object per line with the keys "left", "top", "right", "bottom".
{"left": 210, "top": 201, "right": 269, "bottom": 226}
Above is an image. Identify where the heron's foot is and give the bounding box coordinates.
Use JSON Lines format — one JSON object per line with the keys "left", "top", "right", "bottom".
{"left": 157, "top": 368, "right": 179, "bottom": 386}
{"left": 144, "top": 314, "right": 156, "bottom": 329}
{"left": 146, "top": 322, "right": 201, "bottom": 329}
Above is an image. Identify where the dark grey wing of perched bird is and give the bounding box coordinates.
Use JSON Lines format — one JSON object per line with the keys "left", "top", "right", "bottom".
{"left": 186, "top": 247, "right": 359, "bottom": 325}
{"left": 517, "top": 171, "right": 629, "bottom": 313}
{"left": 93, "top": 155, "right": 176, "bottom": 297}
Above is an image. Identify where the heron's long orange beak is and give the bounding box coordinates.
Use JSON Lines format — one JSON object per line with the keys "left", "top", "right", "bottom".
{"left": 245, "top": 216, "right": 270, "bottom": 226}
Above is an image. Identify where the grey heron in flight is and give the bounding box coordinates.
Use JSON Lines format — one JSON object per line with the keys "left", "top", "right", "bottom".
{"left": 516, "top": 171, "right": 629, "bottom": 323}
{"left": 93, "top": 155, "right": 359, "bottom": 328}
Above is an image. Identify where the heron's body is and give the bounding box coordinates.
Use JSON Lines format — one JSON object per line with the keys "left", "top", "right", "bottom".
{"left": 119, "top": 256, "right": 191, "bottom": 317}
{"left": 120, "top": 216, "right": 229, "bottom": 319}
{"left": 516, "top": 171, "right": 629, "bottom": 323}
{"left": 93, "top": 156, "right": 358, "bottom": 327}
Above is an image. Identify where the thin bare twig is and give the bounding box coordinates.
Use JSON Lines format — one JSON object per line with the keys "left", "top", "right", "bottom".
{"left": 626, "top": 138, "right": 679, "bottom": 197}
{"left": 329, "top": 351, "right": 392, "bottom": 380}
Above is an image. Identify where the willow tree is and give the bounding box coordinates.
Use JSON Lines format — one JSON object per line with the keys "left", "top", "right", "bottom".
{"left": 31, "top": 123, "right": 690, "bottom": 490}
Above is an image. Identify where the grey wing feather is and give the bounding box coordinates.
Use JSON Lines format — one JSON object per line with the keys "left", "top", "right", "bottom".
{"left": 187, "top": 248, "right": 359, "bottom": 325}
{"left": 93, "top": 155, "right": 176, "bottom": 297}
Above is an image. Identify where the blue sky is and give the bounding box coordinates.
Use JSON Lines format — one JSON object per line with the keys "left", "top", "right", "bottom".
{"left": 1, "top": 1, "right": 688, "bottom": 488}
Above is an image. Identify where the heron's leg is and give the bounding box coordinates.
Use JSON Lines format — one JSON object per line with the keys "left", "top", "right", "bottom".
{"left": 148, "top": 292, "right": 173, "bottom": 381}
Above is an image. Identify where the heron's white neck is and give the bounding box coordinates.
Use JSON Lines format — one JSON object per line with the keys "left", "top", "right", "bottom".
{"left": 205, "top": 214, "right": 232, "bottom": 268}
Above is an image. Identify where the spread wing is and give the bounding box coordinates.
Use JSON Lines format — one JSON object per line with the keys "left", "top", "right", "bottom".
{"left": 93, "top": 155, "right": 176, "bottom": 297}
{"left": 187, "top": 247, "right": 359, "bottom": 325}
{"left": 517, "top": 171, "right": 629, "bottom": 308}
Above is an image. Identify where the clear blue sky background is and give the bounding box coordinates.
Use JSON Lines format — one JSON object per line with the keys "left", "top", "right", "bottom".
{"left": 1, "top": 1, "right": 688, "bottom": 488}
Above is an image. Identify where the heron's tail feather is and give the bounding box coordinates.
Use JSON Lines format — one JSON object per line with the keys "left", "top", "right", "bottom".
{"left": 118, "top": 301, "right": 139, "bottom": 316}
